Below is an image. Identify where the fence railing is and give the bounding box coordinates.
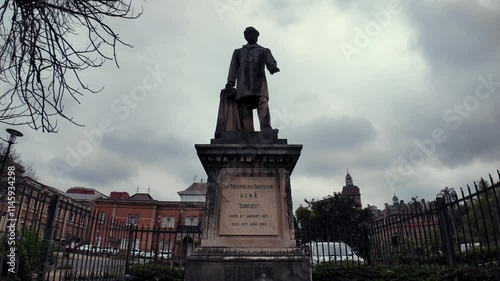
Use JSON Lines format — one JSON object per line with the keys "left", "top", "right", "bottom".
{"left": 0, "top": 177, "right": 202, "bottom": 281}
{"left": 1, "top": 172, "right": 499, "bottom": 279}
{"left": 297, "top": 170, "right": 500, "bottom": 269}
{"left": 123, "top": 225, "right": 202, "bottom": 273}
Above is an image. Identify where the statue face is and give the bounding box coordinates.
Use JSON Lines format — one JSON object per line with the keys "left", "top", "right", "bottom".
{"left": 244, "top": 28, "right": 259, "bottom": 44}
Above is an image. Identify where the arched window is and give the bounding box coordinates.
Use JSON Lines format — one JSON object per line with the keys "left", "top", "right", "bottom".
{"left": 162, "top": 216, "right": 169, "bottom": 227}
{"left": 133, "top": 214, "right": 139, "bottom": 226}
{"left": 168, "top": 216, "right": 175, "bottom": 228}
{"left": 127, "top": 214, "right": 132, "bottom": 225}
{"left": 185, "top": 216, "right": 198, "bottom": 226}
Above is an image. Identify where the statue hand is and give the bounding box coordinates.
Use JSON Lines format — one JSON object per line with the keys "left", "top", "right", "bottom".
{"left": 270, "top": 67, "right": 280, "bottom": 75}
{"left": 225, "top": 81, "right": 234, "bottom": 89}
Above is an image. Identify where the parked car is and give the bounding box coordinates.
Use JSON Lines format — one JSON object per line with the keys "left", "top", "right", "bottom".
{"left": 141, "top": 250, "right": 155, "bottom": 258}
{"left": 141, "top": 250, "right": 171, "bottom": 259}
{"left": 100, "top": 248, "right": 119, "bottom": 256}
{"left": 158, "top": 251, "right": 172, "bottom": 259}
{"left": 64, "top": 242, "right": 80, "bottom": 253}
{"left": 78, "top": 244, "right": 101, "bottom": 255}
{"left": 303, "top": 241, "right": 364, "bottom": 265}
{"left": 129, "top": 249, "right": 141, "bottom": 257}
{"left": 460, "top": 242, "right": 481, "bottom": 253}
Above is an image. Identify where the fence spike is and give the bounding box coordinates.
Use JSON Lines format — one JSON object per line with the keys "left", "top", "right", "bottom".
{"left": 489, "top": 173, "right": 494, "bottom": 185}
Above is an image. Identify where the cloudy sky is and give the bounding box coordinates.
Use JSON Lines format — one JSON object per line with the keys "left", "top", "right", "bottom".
{"left": 2, "top": 0, "right": 500, "bottom": 210}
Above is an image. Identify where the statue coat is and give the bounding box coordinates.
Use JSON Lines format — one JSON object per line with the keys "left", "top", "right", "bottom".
{"left": 227, "top": 43, "right": 278, "bottom": 108}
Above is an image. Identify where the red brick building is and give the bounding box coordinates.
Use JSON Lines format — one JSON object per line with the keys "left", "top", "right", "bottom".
{"left": 0, "top": 177, "right": 94, "bottom": 244}
{"left": 92, "top": 182, "right": 206, "bottom": 253}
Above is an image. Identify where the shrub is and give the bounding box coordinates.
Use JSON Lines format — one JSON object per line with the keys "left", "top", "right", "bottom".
{"left": 312, "top": 264, "right": 500, "bottom": 281}
{"left": 127, "top": 264, "right": 184, "bottom": 281}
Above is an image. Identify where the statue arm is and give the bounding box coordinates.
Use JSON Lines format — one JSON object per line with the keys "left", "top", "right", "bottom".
{"left": 265, "top": 48, "right": 279, "bottom": 74}
{"left": 227, "top": 50, "right": 239, "bottom": 87}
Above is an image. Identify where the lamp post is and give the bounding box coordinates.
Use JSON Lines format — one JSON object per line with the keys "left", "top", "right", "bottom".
{"left": 0, "top": 128, "right": 23, "bottom": 276}
{"left": 0, "top": 128, "right": 23, "bottom": 177}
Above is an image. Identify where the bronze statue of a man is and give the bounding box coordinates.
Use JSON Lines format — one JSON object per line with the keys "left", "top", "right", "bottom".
{"left": 225, "top": 26, "right": 280, "bottom": 132}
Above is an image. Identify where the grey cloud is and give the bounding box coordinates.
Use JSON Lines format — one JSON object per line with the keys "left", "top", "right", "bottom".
{"left": 102, "top": 128, "right": 192, "bottom": 164}
{"left": 288, "top": 116, "right": 377, "bottom": 150}
{"left": 407, "top": 1, "right": 500, "bottom": 67}
{"left": 100, "top": 127, "right": 204, "bottom": 184}
{"left": 287, "top": 116, "right": 381, "bottom": 177}
{"left": 63, "top": 153, "right": 138, "bottom": 186}
{"left": 435, "top": 108, "right": 500, "bottom": 167}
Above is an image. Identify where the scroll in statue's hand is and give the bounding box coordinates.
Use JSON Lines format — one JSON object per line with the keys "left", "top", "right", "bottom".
{"left": 270, "top": 67, "right": 280, "bottom": 75}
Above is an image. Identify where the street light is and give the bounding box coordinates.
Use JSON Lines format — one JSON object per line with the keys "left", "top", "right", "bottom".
{"left": 0, "top": 128, "right": 23, "bottom": 176}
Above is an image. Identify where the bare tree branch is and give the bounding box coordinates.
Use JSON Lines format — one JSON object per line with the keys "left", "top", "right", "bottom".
{"left": 0, "top": 0, "right": 142, "bottom": 132}
{"left": 0, "top": 141, "right": 38, "bottom": 180}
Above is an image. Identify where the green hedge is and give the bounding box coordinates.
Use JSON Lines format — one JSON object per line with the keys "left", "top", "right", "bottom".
{"left": 127, "top": 264, "right": 183, "bottom": 281}
{"left": 313, "top": 264, "right": 500, "bottom": 281}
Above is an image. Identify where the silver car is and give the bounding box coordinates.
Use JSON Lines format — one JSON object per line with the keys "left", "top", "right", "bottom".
{"left": 303, "top": 242, "right": 364, "bottom": 265}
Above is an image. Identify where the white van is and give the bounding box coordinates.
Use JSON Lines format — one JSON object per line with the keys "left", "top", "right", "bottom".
{"left": 303, "top": 241, "right": 364, "bottom": 265}
{"left": 460, "top": 242, "right": 481, "bottom": 253}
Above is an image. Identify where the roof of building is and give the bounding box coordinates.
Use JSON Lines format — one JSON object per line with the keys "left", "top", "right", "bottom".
{"left": 128, "top": 193, "right": 155, "bottom": 201}
{"left": 65, "top": 193, "right": 104, "bottom": 201}
{"left": 177, "top": 182, "right": 207, "bottom": 196}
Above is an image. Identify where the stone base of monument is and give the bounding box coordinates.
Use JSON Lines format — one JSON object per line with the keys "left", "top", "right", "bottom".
{"left": 185, "top": 134, "right": 311, "bottom": 281}
{"left": 184, "top": 248, "right": 311, "bottom": 281}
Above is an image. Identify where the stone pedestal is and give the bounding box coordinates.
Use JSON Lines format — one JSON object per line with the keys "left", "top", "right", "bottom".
{"left": 184, "top": 133, "right": 311, "bottom": 281}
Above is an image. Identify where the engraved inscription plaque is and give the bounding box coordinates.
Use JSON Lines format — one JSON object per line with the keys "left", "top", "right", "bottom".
{"left": 219, "top": 176, "right": 278, "bottom": 235}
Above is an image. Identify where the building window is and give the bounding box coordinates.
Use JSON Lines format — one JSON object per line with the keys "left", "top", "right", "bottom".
{"left": 185, "top": 216, "right": 198, "bottom": 226}
{"left": 127, "top": 214, "right": 139, "bottom": 226}
{"left": 162, "top": 216, "right": 176, "bottom": 228}
{"left": 80, "top": 215, "right": 86, "bottom": 225}
{"left": 69, "top": 212, "right": 75, "bottom": 222}
{"left": 98, "top": 212, "right": 106, "bottom": 224}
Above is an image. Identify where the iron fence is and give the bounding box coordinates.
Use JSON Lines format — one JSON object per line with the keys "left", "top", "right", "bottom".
{"left": 0, "top": 177, "right": 202, "bottom": 281}
{"left": 296, "top": 170, "right": 500, "bottom": 270}
{"left": 1, "top": 171, "right": 499, "bottom": 279}
{"left": 123, "top": 225, "right": 202, "bottom": 272}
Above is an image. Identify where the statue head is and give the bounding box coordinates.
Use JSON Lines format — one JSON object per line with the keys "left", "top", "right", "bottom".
{"left": 244, "top": 26, "right": 259, "bottom": 44}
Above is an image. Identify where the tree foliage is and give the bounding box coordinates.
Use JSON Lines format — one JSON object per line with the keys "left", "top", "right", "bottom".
{"left": 295, "top": 193, "right": 374, "bottom": 258}
{"left": 295, "top": 192, "right": 374, "bottom": 243}
{"left": 462, "top": 179, "right": 500, "bottom": 243}
{"left": 296, "top": 193, "right": 373, "bottom": 230}
{"left": 0, "top": 0, "right": 141, "bottom": 132}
